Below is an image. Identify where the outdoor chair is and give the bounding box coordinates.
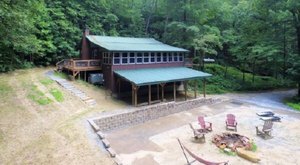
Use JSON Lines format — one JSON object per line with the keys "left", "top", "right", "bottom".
{"left": 256, "top": 120, "right": 273, "bottom": 139}
{"left": 225, "top": 114, "right": 237, "bottom": 131}
{"left": 198, "top": 116, "right": 212, "bottom": 132}
{"left": 189, "top": 123, "right": 206, "bottom": 142}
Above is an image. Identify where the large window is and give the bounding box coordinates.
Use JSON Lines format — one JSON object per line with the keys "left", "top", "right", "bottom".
{"left": 156, "top": 53, "right": 162, "bottom": 63}
{"left": 143, "top": 53, "right": 149, "bottom": 63}
{"left": 122, "top": 52, "right": 128, "bottom": 64}
{"left": 168, "top": 52, "right": 173, "bottom": 62}
{"left": 113, "top": 52, "right": 121, "bottom": 65}
{"left": 129, "top": 53, "right": 135, "bottom": 64}
{"left": 150, "top": 53, "right": 156, "bottom": 63}
{"left": 103, "top": 52, "right": 112, "bottom": 65}
{"left": 137, "top": 52, "right": 143, "bottom": 64}
{"left": 162, "top": 52, "right": 168, "bottom": 62}
{"left": 174, "top": 52, "right": 178, "bottom": 62}
{"left": 179, "top": 53, "right": 184, "bottom": 61}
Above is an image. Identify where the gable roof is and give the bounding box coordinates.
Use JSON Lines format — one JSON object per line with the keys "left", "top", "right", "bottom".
{"left": 86, "top": 35, "right": 189, "bottom": 52}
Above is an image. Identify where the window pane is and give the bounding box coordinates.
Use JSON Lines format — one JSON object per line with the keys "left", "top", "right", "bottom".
{"left": 150, "top": 53, "right": 155, "bottom": 63}
{"left": 163, "top": 52, "right": 168, "bottom": 62}
{"left": 174, "top": 52, "right": 178, "bottom": 61}
{"left": 129, "top": 53, "right": 135, "bottom": 63}
{"left": 144, "top": 52, "right": 149, "bottom": 63}
{"left": 168, "top": 52, "right": 173, "bottom": 62}
{"left": 179, "top": 53, "right": 183, "bottom": 61}
{"left": 114, "top": 52, "right": 120, "bottom": 58}
{"left": 114, "top": 58, "right": 120, "bottom": 64}
{"left": 137, "top": 52, "right": 143, "bottom": 63}
{"left": 157, "top": 53, "right": 161, "bottom": 62}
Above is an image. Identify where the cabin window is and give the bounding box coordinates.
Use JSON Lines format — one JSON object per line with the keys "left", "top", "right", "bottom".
{"left": 129, "top": 53, "right": 135, "bottom": 64}
{"left": 150, "top": 53, "right": 156, "bottom": 63}
{"left": 179, "top": 53, "right": 184, "bottom": 61}
{"left": 174, "top": 52, "right": 178, "bottom": 62}
{"left": 143, "top": 52, "right": 149, "bottom": 63}
{"left": 156, "top": 53, "right": 162, "bottom": 63}
{"left": 162, "top": 52, "right": 168, "bottom": 62}
{"left": 137, "top": 52, "right": 143, "bottom": 63}
{"left": 122, "top": 52, "right": 128, "bottom": 64}
{"left": 113, "top": 52, "right": 121, "bottom": 65}
{"left": 103, "top": 52, "right": 111, "bottom": 65}
{"left": 168, "top": 52, "right": 173, "bottom": 62}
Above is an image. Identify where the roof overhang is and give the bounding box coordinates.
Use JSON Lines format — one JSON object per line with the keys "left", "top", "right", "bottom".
{"left": 114, "top": 67, "right": 212, "bottom": 86}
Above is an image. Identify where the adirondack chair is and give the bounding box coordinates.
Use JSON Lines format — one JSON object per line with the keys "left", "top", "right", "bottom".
{"left": 256, "top": 120, "right": 273, "bottom": 139}
{"left": 198, "top": 116, "right": 212, "bottom": 132}
{"left": 189, "top": 123, "right": 206, "bottom": 142}
{"left": 225, "top": 114, "right": 237, "bottom": 131}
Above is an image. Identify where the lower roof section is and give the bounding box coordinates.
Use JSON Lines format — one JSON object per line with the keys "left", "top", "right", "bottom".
{"left": 114, "top": 67, "right": 212, "bottom": 86}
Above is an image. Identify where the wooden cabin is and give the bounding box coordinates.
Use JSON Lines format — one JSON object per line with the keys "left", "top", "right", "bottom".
{"left": 57, "top": 29, "right": 212, "bottom": 106}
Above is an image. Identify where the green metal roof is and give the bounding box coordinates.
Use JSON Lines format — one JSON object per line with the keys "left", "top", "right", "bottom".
{"left": 86, "top": 35, "right": 189, "bottom": 52}
{"left": 114, "top": 67, "right": 212, "bottom": 86}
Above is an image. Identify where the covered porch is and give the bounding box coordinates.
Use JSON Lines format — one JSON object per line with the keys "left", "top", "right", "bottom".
{"left": 114, "top": 67, "right": 212, "bottom": 106}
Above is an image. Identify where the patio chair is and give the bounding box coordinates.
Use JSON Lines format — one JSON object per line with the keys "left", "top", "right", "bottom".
{"left": 256, "top": 120, "right": 273, "bottom": 139}
{"left": 198, "top": 116, "right": 212, "bottom": 132}
{"left": 225, "top": 114, "right": 237, "bottom": 132}
{"left": 189, "top": 123, "right": 206, "bottom": 142}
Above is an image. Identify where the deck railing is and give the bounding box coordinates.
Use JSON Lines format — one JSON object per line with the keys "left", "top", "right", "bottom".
{"left": 57, "top": 59, "right": 101, "bottom": 71}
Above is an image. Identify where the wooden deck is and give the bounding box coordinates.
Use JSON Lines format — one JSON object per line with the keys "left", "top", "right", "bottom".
{"left": 56, "top": 59, "right": 101, "bottom": 79}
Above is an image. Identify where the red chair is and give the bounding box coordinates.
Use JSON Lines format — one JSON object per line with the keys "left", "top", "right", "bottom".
{"left": 226, "top": 114, "right": 237, "bottom": 131}
{"left": 198, "top": 116, "right": 212, "bottom": 132}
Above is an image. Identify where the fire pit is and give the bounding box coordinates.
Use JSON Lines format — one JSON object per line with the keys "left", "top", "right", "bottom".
{"left": 212, "top": 133, "right": 260, "bottom": 163}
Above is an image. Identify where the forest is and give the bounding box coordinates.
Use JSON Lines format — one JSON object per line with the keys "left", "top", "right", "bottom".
{"left": 0, "top": 0, "right": 299, "bottom": 97}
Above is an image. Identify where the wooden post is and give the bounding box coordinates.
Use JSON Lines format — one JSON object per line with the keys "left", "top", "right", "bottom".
{"left": 118, "top": 79, "right": 121, "bottom": 98}
{"left": 203, "top": 79, "right": 206, "bottom": 98}
{"left": 157, "top": 84, "right": 160, "bottom": 100}
{"left": 78, "top": 71, "right": 81, "bottom": 80}
{"left": 194, "top": 80, "right": 197, "bottom": 98}
{"left": 84, "top": 71, "right": 87, "bottom": 82}
{"left": 148, "top": 85, "right": 151, "bottom": 105}
{"left": 184, "top": 81, "right": 187, "bottom": 101}
{"left": 160, "top": 83, "right": 165, "bottom": 102}
{"left": 173, "top": 82, "right": 176, "bottom": 102}
{"left": 132, "top": 84, "right": 135, "bottom": 105}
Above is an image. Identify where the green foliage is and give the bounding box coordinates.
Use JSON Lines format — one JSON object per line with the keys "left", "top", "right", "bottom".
{"left": 27, "top": 85, "right": 52, "bottom": 105}
{"left": 284, "top": 97, "right": 300, "bottom": 111}
{"left": 197, "top": 64, "right": 295, "bottom": 94}
{"left": 50, "top": 88, "right": 64, "bottom": 102}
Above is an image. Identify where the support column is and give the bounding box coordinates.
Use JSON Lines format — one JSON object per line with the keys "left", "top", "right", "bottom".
{"left": 184, "top": 81, "right": 187, "bottom": 101}
{"left": 194, "top": 80, "right": 197, "bottom": 98}
{"left": 148, "top": 85, "right": 151, "bottom": 105}
{"left": 203, "top": 79, "right": 206, "bottom": 98}
{"left": 132, "top": 84, "right": 135, "bottom": 105}
{"left": 157, "top": 84, "right": 160, "bottom": 100}
{"left": 160, "top": 83, "right": 166, "bottom": 102}
{"left": 78, "top": 71, "right": 81, "bottom": 80}
{"left": 84, "top": 71, "right": 87, "bottom": 82}
{"left": 135, "top": 86, "right": 139, "bottom": 106}
{"left": 117, "top": 79, "right": 121, "bottom": 98}
{"left": 173, "top": 82, "right": 176, "bottom": 102}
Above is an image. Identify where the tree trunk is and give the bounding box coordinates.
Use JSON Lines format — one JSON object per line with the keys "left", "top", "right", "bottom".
{"left": 298, "top": 82, "right": 300, "bottom": 97}
{"left": 252, "top": 58, "right": 256, "bottom": 83}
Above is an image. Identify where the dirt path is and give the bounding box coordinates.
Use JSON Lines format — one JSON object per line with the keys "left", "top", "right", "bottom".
{"left": 0, "top": 68, "right": 125, "bottom": 165}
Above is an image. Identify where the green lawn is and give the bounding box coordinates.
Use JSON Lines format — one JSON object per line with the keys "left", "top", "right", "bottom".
{"left": 50, "top": 88, "right": 64, "bottom": 102}
{"left": 284, "top": 97, "right": 300, "bottom": 111}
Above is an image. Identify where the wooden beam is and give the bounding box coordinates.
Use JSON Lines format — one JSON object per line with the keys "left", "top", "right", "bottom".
{"left": 84, "top": 71, "right": 87, "bottom": 81}
{"left": 157, "top": 84, "right": 160, "bottom": 100}
{"left": 173, "top": 82, "right": 176, "bottom": 102}
{"left": 184, "top": 81, "right": 187, "bottom": 101}
{"left": 78, "top": 71, "right": 81, "bottom": 80}
{"left": 148, "top": 85, "right": 151, "bottom": 105}
{"left": 203, "top": 79, "right": 206, "bottom": 98}
{"left": 194, "top": 80, "right": 197, "bottom": 98}
{"left": 160, "top": 83, "right": 166, "bottom": 102}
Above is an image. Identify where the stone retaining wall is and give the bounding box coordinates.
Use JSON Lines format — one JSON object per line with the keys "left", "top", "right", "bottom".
{"left": 90, "top": 97, "right": 221, "bottom": 132}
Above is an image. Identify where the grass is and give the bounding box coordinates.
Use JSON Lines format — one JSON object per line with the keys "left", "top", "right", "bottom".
{"left": 54, "top": 71, "right": 68, "bottom": 79}
{"left": 50, "top": 88, "right": 64, "bottom": 102}
{"left": 195, "top": 64, "right": 295, "bottom": 94}
{"left": 284, "top": 97, "right": 300, "bottom": 111}
{"left": 39, "top": 78, "right": 54, "bottom": 86}
{"left": 27, "top": 85, "right": 52, "bottom": 105}
{"left": 0, "top": 78, "right": 12, "bottom": 98}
